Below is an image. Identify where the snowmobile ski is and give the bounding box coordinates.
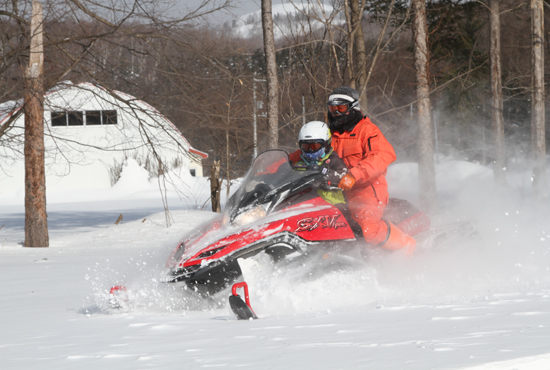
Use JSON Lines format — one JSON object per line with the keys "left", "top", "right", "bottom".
{"left": 108, "top": 285, "right": 129, "bottom": 311}
{"left": 229, "top": 282, "right": 258, "bottom": 320}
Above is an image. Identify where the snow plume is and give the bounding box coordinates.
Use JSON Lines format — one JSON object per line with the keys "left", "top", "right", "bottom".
{"left": 239, "top": 251, "right": 385, "bottom": 316}
{"left": 80, "top": 210, "right": 223, "bottom": 316}
{"left": 383, "top": 159, "right": 550, "bottom": 304}
{"left": 234, "top": 158, "right": 550, "bottom": 318}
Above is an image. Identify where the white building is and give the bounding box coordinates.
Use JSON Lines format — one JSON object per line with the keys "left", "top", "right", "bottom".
{"left": 0, "top": 82, "right": 207, "bottom": 194}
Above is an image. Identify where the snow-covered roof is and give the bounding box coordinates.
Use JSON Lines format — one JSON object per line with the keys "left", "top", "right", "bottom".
{"left": 0, "top": 99, "right": 22, "bottom": 126}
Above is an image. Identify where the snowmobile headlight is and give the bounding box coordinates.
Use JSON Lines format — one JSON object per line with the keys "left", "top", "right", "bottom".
{"left": 232, "top": 205, "right": 267, "bottom": 227}
{"left": 222, "top": 211, "right": 230, "bottom": 227}
{"left": 172, "top": 241, "right": 185, "bottom": 262}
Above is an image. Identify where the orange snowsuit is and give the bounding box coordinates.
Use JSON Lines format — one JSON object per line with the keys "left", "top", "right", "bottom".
{"left": 331, "top": 116, "right": 396, "bottom": 246}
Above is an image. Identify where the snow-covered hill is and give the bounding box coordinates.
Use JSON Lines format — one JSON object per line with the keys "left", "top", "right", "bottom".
{"left": 228, "top": 1, "right": 343, "bottom": 40}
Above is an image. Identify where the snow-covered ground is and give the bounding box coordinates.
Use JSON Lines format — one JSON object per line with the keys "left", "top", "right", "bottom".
{"left": 1, "top": 159, "right": 550, "bottom": 369}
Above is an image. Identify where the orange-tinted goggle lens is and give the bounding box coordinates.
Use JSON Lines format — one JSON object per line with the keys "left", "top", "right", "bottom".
{"left": 300, "top": 142, "right": 323, "bottom": 152}
{"left": 328, "top": 104, "right": 349, "bottom": 114}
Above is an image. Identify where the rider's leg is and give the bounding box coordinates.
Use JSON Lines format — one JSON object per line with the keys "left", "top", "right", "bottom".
{"left": 380, "top": 223, "right": 416, "bottom": 255}
{"left": 348, "top": 193, "right": 388, "bottom": 245}
{"left": 348, "top": 192, "right": 416, "bottom": 254}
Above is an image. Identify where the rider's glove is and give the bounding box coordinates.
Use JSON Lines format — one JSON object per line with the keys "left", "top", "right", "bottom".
{"left": 307, "top": 163, "right": 328, "bottom": 176}
{"left": 338, "top": 173, "right": 356, "bottom": 191}
{"left": 306, "top": 163, "right": 321, "bottom": 171}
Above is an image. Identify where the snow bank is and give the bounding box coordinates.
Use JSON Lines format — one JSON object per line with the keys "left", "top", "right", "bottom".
{"left": 0, "top": 157, "right": 223, "bottom": 211}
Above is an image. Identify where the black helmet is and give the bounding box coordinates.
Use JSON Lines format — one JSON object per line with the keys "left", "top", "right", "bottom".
{"left": 327, "top": 86, "right": 363, "bottom": 131}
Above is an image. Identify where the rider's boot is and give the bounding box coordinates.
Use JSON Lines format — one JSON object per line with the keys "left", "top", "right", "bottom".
{"left": 381, "top": 222, "right": 416, "bottom": 256}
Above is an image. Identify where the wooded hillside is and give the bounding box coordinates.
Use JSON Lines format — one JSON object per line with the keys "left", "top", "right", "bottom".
{"left": 1, "top": 0, "right": 548, "bottom": 184}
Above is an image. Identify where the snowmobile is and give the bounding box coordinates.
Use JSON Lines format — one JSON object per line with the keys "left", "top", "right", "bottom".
{"left": 163, "top": 150, "right": 445, "bottom": 298}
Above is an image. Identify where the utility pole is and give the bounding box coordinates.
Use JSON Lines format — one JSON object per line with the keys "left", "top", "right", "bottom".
{"left": 433, "top": 110, "right": 439, "bottom": 164}
{"left": 24, "top": 0, "right": 49, "bottom": 248}
{"left": 302, "top": 95, "right": 306, "bottom": 126}
{"left": 253, "top": 80, "right": 258, "bottom": 159}
{"left": 252, "top": 76, "right": 266, "bottom": 160}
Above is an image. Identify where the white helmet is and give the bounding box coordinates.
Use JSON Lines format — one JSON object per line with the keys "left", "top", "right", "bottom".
{"left": 298, "top": 121, "right": 332, "bottom": 162}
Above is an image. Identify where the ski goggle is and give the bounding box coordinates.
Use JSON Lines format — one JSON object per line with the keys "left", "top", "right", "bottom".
{"left": 300, "top": 141, "right": 323, "bottom": 153}
{"left": 327, "top": 100, "right": 358, "bottom": 115}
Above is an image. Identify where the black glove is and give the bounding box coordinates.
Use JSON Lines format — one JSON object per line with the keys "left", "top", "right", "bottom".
{"left": 306, "top": 163, "right": 322, "bottom": 172}
{"left": 307, "top": 163, "right": 330, "bottom": 175}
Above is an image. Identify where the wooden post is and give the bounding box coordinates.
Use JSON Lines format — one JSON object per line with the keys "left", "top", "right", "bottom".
{"left": 24, "top": 0, "right": 49, "bottom": 248}
{"left": 490, "top": 0, "right": 506, "bottom": 187}
{"left": 412, "top": 0, "right": 437, "bottom": 214}
{"left": 531, "top": 0, "right": 547, "bottom": 201}
{"left": 210, "top": 160, "right": 221, "bottom": 213}
{"left": 261, "top": 0, "right": 279, "bottom": 149}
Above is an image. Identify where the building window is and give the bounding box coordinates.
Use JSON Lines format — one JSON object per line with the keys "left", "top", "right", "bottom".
{"left": 190, "top": 168, "right": 196, "bottom": 177}
{"left": 68, "top": 111, "right": 84, "bottom": 126}
{"left": 102, "top": 110, "right": 117, "bottom": 125}
{"left": 51, "top": 111, "right": 67, "bottom": 126}
{"left": 86, "top": 111, "right": 102, "bottom": 125}
{"left": 51, "top": 110, "right": 118, "bottom": 126}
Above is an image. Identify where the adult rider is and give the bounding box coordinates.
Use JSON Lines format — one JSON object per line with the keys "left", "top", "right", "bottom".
{"left": 326, "top": 86, "right": 416, "bottom": 254}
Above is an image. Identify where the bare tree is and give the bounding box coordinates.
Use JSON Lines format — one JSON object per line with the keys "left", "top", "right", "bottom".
{"left": 412, "top": 0, "right": 437, "bottom": 213}
{"left": 262, "top": 0, "right": 279, "bottom": 149}
{"left": 347, "top": 0, "right": 367, "bottom": 105}
{"left": 531, "top": 0, "right": 547, "bottom": 201}
{"left": 0, "top": 0, "right": 232, "bottom": 222}
{"left": 210, "top": 160, "right": 221, "bottom": 212}
{"left": 489, "top": 0, "right": 506, "bottom": 186}
{"left": 24, "top": 0, "right": 49, "bottom": 248}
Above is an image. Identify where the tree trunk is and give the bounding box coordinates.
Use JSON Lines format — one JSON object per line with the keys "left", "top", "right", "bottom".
{"left": 210, "top": 160, "right": 221, "bottom": 213}
{"left": 490, "top": 0, "right": 506, "bottom": 187}
{"left": 261, "top": 0, "right": 279, "bottom": 149}
{"left": 349, "top": 0, "right": 367, "bottom": 107}
{"left": 24, "top": 0, "right": 49, "bottom": 248}
{"left": 412, "top": 0, "right": 437, "bottom": 214}
{"left": 531, "top": 0, "right": 547, "bottom": 201}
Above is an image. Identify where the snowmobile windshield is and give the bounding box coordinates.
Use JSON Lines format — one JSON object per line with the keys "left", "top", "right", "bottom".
{"left": 225, "top": 150, "right": 321, "bottom": 225}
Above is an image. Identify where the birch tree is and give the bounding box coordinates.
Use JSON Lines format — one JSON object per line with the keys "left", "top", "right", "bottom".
{"left": 348, "top": 0, "right": 367, "bottom": 105}
{"left": 412, "top": 0, "right": 437, "bottom": 213}
{"left": 262, "top": 0, "right": 279, "bottom": 149}
{"left": 489, "top": 0, "right": 506, "bottom": 186}
{"left": 531, "top": 0, "right": 547, "bottom": 201}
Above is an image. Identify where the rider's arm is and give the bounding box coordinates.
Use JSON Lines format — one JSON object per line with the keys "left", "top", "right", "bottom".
{"left": 324, "top": 153, "right": 348, "bottom": 186}
{"left": 348, "top": 124, "right": 396, "bottom": 184}
{"left": 288, "top": 150, "right": 302, "bottom": 166}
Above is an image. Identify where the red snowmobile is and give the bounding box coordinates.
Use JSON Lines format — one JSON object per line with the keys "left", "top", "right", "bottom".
{"left": 164, "top": 150, "right": 450, "bottom": 298}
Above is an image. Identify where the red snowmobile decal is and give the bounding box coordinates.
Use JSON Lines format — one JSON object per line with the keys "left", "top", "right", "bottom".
{"left": 295, "top": 215, "right": 348, "bottom": 232}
